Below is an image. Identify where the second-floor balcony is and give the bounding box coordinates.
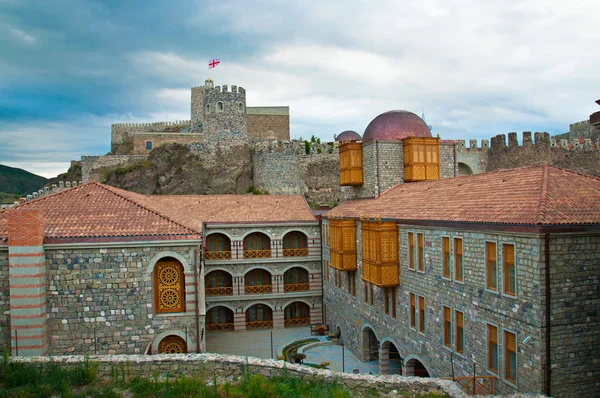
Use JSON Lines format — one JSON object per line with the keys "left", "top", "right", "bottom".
{"left": 244, "top": 284, "right": 273, "bottom": 294}
{"left": 205, "top": 233, "right": 231, "bottom": 261}
{"left": 243, "top": 249, "right": 272, "bottom": 259}
{"left": 204, "top": 250, "right": 232, "bottom": 260}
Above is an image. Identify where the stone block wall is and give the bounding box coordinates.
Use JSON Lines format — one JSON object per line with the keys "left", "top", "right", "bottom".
{"left": 81, "top": 155, "right": 148, "bottom": 183}
{"left": 133, "top": 133, "right": 204, "bottom": 154}
{"left": 247, "top": 107, "right": 290, "bottom": 140}
{"left": 111, "top": 121, "right": 193, "bottom": 151}
{"left": 11, "top": 354, "right": 467, "bottom": 398}
{"left": 43, "top": 244, "right": 201, "bottom": 355}
{"left": 546, "top": 233, "right": 600, "bottom": 397}
{"left": 202, "top": 85, "right": 247, "bottom": 141}
{"left": 322, "top": 219, "right": 546, "bottom": 395}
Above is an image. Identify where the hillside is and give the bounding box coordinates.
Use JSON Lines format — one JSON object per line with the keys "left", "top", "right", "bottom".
{"left": 0, "top": 164, "right": 48, "bottom": 203}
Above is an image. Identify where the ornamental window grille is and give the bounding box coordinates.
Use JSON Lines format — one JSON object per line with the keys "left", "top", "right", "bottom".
{"left": 361, "top": 221, "right": 398, "bottom": 286}
{"left": 158, "top": 335, "right": 187, "bottom": 354}
{"left": 154, "top": 259, "right": 185, "bottom": 314}
{"left": 329, "top": 219, "right": 357, "bottom": 270}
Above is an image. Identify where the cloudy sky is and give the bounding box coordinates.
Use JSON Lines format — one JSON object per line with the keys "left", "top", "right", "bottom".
{"left": 1, "top": 0, "right": 599, "bottom": 177}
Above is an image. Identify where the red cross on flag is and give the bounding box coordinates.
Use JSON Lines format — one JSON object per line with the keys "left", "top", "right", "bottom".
{"left": 209, "top": 58, "right": 220, "bottom": 69}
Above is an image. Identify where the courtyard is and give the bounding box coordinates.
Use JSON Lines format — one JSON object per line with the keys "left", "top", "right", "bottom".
{"left": 205, "top": 326, "right": 379, "bottom": 374}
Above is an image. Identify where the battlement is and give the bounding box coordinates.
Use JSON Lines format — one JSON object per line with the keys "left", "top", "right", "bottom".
{"left": 490, "top": 131, "right": 599, "bottom": 151}
{"left": 1, "top": 181, "right": 83, "bottom": 211}
{"left": 111, "top": 120, "right": 192, "bottom": 133}
{"left": 251, "top": 138, "right": 338, "bottom": 156}
{"left": 191, "top": 84, "right": 246, "bottom": 95}
{"left": 455, "top": 139, "right": 490, "bottom": 152}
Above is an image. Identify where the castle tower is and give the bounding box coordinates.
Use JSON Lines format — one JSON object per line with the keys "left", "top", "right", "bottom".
{"left": 201, "top": 81, "right": 247, "bottom": 140}
{"left": 190, "top": 78, "right": 214, "bottom": 125}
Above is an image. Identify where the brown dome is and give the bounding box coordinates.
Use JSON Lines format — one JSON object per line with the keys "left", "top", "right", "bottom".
{"left": 336, "top": 130, "right": 362, "bottom": 142}
{"left": 363, "top": 110, "right": 431, "bottom": 143}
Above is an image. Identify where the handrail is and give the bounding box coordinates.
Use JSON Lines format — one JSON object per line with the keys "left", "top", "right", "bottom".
{"left": 283, "top": 283, "right": 310, "bottom": 292}
{"left": 206, "top": 323, "right": 234, "bottom": 332}
{"left": 284, "top": 318, "right": 311, "bottom": 327}
{"left": 282, "top": 248, "right": 309, "bottom": 257}
{"left": 205, "top": 287, "right": 233, "bottom": 296}
{"left": 204, "top": 250, "right": 232, "bottom": 260}
{"left": 246, "top": 320, "right": 273, "bottom": 330}
{"left": 244, "top": 284, "right": 273, "bottom": 294}
{"left": 243, "top": 249, "right": 272, "bottom": 259}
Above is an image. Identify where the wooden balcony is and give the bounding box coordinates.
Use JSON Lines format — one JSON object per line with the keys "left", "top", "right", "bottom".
{"left": 204, "top": 250, "right": 232, "bottom": 260}
{"left": 246, "top": 320, "right": 273, "bottom": 330}
{"left": 284, "top": 318, "right": 311, "bottom": 328}
{"left": 283, "top": 283, "right": 310, "bottom": 293}
{"left": 206, "top": 323, "right": 234, "bottom": 332}
{"left": 244, "top": 284, "right": 273, "bottom": 295}
{"left": 205, "top": 287, "right": 233, "bottom": 296}
{"left": 282, "top": 248, "right": 309, "bottom": 257}
{"left": 243, "top": 249, "right": 272, "bottom": 259}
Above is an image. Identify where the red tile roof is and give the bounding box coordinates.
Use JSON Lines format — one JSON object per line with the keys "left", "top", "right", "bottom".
{"left": 0, "top": 183, "right": 316, "bottom": 243}
{"left": 0, "top": 183, "right": 199, "bottom": 242}
{"left": 326, "top": 165, "right": 600, "bottom": 226}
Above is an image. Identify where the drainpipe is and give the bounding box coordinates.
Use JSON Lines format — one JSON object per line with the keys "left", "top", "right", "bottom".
{"left": 544, "top": 233, "right": 551, "bottom": 396}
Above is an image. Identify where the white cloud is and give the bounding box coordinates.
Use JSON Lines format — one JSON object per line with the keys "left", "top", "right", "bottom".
{"left": 8, "top": 27, "right": 36, "bottom": 44}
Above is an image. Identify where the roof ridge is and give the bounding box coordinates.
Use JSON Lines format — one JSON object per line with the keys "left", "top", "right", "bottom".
{"left": 544, "top": 164, "right": 600, "bottom": 182}
{"left": 93, "top": 183, "right": 201, "bottom": 235}
{"left": 0, "top": 182, "right": 90, "bottom": 213}
{"left": 536, "top": 165, "right": 550, "bottom": 225}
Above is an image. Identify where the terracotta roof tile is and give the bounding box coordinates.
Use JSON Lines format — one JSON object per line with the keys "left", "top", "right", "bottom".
{"left": 326, "top": 165, "right": 600, "bottom": 226}
{"left": 0, "top": 183, "right": 200, "bottom": 241}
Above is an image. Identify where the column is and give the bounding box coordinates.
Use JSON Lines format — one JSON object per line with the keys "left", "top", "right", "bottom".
{"left": 273, "top": 307, "right": 285, "bottom": 329}
{"left": 233, "top": 310, "right": 246, "bottom": 331}
{"left": 379, "top": 344, "right": 390, "bottom": 375}
{"left": 8, "top": 209, "right": 48, "bottom": 356}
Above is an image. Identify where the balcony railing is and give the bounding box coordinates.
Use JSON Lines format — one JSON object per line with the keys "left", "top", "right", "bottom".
{"left": 205, "top": 287, "right": 233, "bottom": 296}
{"left": 282, "top": 248, "right": 309, "bottom": 257}
{"left": 283, "top": 283, "right": 310, "bottom": 293}
{"left": 204, "top": 250, "right": 232, "bottom": 260}
{"left": 206, "top": 323, "right": 234, "bottom": 332}
{"left": 284, "top": 318, "right": 311, "bottom": 328}
{"left": 243, "top": 249, "right": 272, "bottom": 259}
{"left": 246, "top": 320, "right": 273, "bottom": 330}
{"left": 244, "top": 284, "right": 273, "bottom": 294}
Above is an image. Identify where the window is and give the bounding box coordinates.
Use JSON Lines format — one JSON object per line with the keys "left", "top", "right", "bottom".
{"left": 384, "top": 287, "right": 389, "bottom": 315}
{"left": 369, "top": 283, "right": 374, "bottom": 305}
{"left": 408, "top": 232, "right": 415, "bottom": 269}
{"left": 454, "top": 238, "right": 463, "bottom": 282}
{"left": 503, "top": 244, "right": 516, "bottom": 296}
{"left": 442, "top": 237, "right": 450, "bottom": 278}
{"left": 238, "top": 102, "right": 244, "bottom": 112}
{"left": 419, "top": 296, "right": 425, "bottom": 333}
{"left": 364, "top": 281, "right": 369, "bottom": 304}
{"left": 504, "top": 330, "right": 517, "bottom": 384}
{"left": 384, "top": 288, "right": 396, "bottom": 318}
{"left": 205, "top": 104, "right": 210, "bottom": 113}
{"left": 145, "top": 141, "right": 153, "bottom": 151}
{"left": 487, "top": 324, "right": 498, "bottom": 374}
{"left": 154, "top": 260, "right": 185, "bottom": 314}
{"left": 455, "top": 310, "right": 464, "bottom": 354}
{"left": 348, "top": 271, "right": 356, "bottom": 296}
{"left": 410, "top": 293, "right": 416, "bottom": 328}
{"left": 443, "top": 306, "right": 451, "bottom": 348}
{"left": 391, "top": 288, "right": 396, "bottom": 318}
{"left": 417, "top": 233, "right": 424, "bottom": 272}
{"left": 486, "top": 242, "right": 498, "bottom": 291}
{"left": 216, "top": 102, "right": 223, "bottom": 112}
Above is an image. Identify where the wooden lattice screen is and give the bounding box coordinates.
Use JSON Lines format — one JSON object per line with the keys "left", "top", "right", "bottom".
{"left": 329, "top": 219, "right": 357, "bottom": 271}
{"left": 339, "top": 142, "right": 363, "bottom": 186}
{"left": 361, "top": 221, "right": 399, "bottom": 286}
{"left": 154, "top": 261, "right": 185, "bottom": 313}
{"left": 403, "top": 137, "right": 440, "bottom": 182}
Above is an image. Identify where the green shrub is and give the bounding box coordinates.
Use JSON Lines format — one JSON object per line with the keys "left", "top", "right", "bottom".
{"left": 304, "top": 140, "right": 311, "bottom": 154}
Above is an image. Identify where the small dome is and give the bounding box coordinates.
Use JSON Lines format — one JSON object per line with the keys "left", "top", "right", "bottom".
{"left": 337, "top": 130, "right": 362, "bottom": 142}
{"left": 363, "top": 110, "right": 431, "bottom": 143}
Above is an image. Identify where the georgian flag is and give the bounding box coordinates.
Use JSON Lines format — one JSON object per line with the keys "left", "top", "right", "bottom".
{"left": 209, "top": 58, "right": 220, "bottom": 69}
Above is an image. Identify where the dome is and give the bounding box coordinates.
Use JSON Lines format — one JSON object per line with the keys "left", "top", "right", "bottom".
{"left": 336, "top": 130, "right": 362, "bottom": 142}
{"left": 362, "top": 110, "right": 431, "bottom": 143}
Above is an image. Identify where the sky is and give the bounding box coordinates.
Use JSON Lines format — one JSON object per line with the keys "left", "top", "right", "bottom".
{"left": 1, "top": 0, "right": 599, "bottom": 178}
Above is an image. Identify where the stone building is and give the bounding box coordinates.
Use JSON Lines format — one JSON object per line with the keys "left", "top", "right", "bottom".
{"left": 321, "top": 163, "right": 600, "bottom": 397}
{"left": 111, "top": 78, "right": 290, "bottom": 154}
{"left": 0, "top": 182, "right": 320, "bottom": 356}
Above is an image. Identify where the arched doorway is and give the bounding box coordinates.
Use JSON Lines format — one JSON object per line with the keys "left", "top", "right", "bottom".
{"left": 380, "top": 340, "right": 403, "bottom": 375}
{"left": 284, "top": 302, "right": 311, "bottom": 327}
{"left": 406, "top": 358, "right": 430, "bottom": 377}
{"left": 158, "top": 335, "right": 188, "bottom": 353}
{"left": 153, "top": 257, "right": 186, "bottom": 314}
{"left": 206, "top": 306, "right": 234, "bottom": 332}
{"left": 245, "top": 304, "right": 273, "bottom": 330}
{"left": 362, "top": 327, "right": 379, "bottom": 362}
{"left": 458, "top": 162, "right": 473, "bottom": 176}
{"left": 283, "top": 267, "right": 309, "bottom": 292}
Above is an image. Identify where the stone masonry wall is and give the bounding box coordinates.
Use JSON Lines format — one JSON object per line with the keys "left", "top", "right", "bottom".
{"left": 202, "top": 85, "right": 247, "bottom": 141}
{"left": 546, "top": 233, "right": 600, "bottom": 397}
{"left": 133, "top": 133, "right": 204, "bottom": 154}
{"left": 12, "top": 354, "right": 467, "bottom": 398}
{"left": 247, "top": 112, "right": 290, "bottom": 140}
{"left": 81, "top": 155, "right": 147, "bottom": 183}
{"left": 43, "top": 244, "right": 200, "bottom": 355}
{"left": 322, "top": 219, "right": 545, "bottom": 395}
{"left": 0, "top": 249, "right": 9, "bottom": 351}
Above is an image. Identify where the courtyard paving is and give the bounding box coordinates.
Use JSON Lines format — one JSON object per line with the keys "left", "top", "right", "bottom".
{"left": 205, "top": 326, "right": 380, "bottom": 374}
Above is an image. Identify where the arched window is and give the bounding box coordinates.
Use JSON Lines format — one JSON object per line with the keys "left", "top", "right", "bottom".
{"left": 153, "top": 258, "right": 185, "bottom": 313}
{"left": 283, "top": 231, "right": 308, "bottom": 257}
{"left": 217, "top": 102, "right": 223, "bottom": 112}
{"left": 244, "top": 269, "right": 272, "bottom": 294}
{"left": 238, "top": 102, "right": 244, "bottom": 112}
{"left": 284, "top": 267, "right": 309, "bottom": 292}
{"left": 284, "top": 302, "right": 310, "bottom": 327}
{"left": 146, "top": 141, "right": 153, "bottom": 151}
{"left": 205, "top": 104, "right": 210, "bottom": 113}
{"left": 206, "top": 306, "right": 234, "bottom": 332}
{"left": 243, "top": 233, "right": 271, "bottom": 258}
{"left": 158, "top": 335, "right": 187, "bottom": 353}
{"left": 205, "top": 233, "right": 231, "bottom": 260}
{"left": 205, "top": 270, "right": 233, "bottom": 296}
{"left": 245, "top": 304, "right": 273, "bottom": 329}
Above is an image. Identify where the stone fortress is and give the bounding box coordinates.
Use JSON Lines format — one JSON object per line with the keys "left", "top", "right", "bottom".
{"left": 79, "top": 80, "right": 600, "bottom": 208}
